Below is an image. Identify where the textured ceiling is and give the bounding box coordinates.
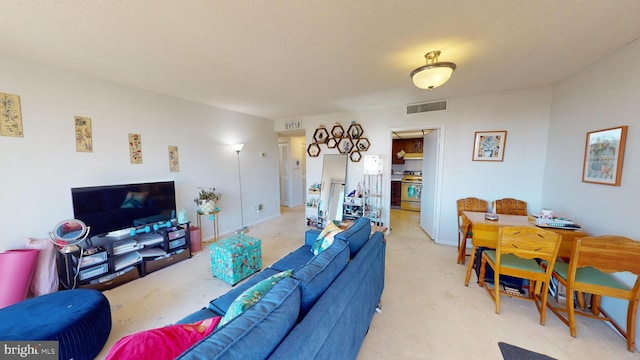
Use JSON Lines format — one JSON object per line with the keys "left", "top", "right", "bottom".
{"left": 2, "top": 1, "right": 640, "bottom": 120}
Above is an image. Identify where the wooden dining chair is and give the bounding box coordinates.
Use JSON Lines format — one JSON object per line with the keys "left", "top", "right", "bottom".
{"left": 478, "top": 226, "right": 561, "bottom": 325}
{"left": 546, "top": 236, "right": 640, "bottom": 352}
{"left": 456, "top": 197, "right": 488, "bottom": 264}
{"left": 492, "top": 198, "right": 528, "bottom": 216}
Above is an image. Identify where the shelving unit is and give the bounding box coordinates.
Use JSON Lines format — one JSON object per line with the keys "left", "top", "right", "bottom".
{"left": 305, "top": 187, "right": 321, "bottom": 227}
{"left": 57, "top": 222, "right": 191, "bottom": 291}
{"left": 343, "top": 195, "right": 363, "bottom": 221}
{"left": 363, "top": 174, "right": 383, "bottom": 226}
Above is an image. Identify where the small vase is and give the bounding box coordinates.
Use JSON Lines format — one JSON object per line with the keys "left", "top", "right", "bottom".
{"left": 198, "top": 200, "right": 216, "bottom": 213}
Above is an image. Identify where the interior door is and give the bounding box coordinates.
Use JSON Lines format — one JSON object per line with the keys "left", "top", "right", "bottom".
{"left": 279, "top": 143, "right": 291, "bottom": 207}
{"left": 420, "top": 129, "right": 439, "bottom": 238}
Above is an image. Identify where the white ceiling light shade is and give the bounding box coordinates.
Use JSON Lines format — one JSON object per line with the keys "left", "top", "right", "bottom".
{"left": 410, "top": 50, "right": 457, "bottom": 90}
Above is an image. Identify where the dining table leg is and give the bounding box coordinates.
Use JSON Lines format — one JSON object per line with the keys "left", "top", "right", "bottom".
{"left": 464, "top": 245, "right": 478, "bottom": 286}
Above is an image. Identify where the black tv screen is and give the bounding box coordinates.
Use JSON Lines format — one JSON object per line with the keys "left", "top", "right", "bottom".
{"left": 71, "top": 181, "right": 177, "bottom": 237}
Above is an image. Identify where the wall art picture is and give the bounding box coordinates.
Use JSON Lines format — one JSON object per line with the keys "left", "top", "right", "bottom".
{"left": 582, "top": 125, "right": 627, "bottom": 186}
{"left": 128, "top": 133, "right": 142, "bottom": 164}
{"left": 75, "top": 116, "right": 93, "bottom": 152}
{"left": 0, "top": 92, "right": 23, "bottom": 137}
{"left": 169, "top": 145, "right": 179, "bottom": 172}
{"left": 472, "top": 130, "right": 507, "bottom": 161}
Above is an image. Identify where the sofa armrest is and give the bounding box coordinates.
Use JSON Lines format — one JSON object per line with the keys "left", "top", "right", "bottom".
{"left": 305, "top": 229, "right": 321, "bottom": 247}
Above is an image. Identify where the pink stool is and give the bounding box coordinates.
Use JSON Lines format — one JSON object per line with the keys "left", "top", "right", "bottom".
{"left": 0, "top": 249, "right": 40, "bottom": 308}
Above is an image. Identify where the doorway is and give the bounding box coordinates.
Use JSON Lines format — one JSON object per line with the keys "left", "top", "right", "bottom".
{"left": 278, "top": 134, "right": 306, "bottom": 209}
{"left": 390, "top": 126, "right": 444, "bottom": 241}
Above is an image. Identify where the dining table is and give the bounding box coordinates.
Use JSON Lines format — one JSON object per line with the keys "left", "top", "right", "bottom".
{"left": 462, "top": 211, "right": 589, "bottom": 287}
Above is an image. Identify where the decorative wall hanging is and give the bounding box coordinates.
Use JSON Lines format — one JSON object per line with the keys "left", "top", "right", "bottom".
{"left": 75, "top": 116, "right": 93, "bottom": 152}
{"left": 582, "top": 125, "right": 627, "bottom": 186}
{"left": 0, "top": 92, "right": 23, "bottom": 137}
{"left": 350, "top": 151, "right": 362, "bottom": 162}
{"left": 313, "top": 127, "right": 329, "bottom": 144}
{"left": 347, "top": 123, "right": 363, "bottom": 139}
{"left": 310, "top": 121, "right": 369, "bottom": 162}
{"left": 331, "top": 124, "right": 345, "bottom": 138}
{"left": 307, "top": 143, "right": 321, "bottom": 157}
{"left": 355, "top": 138, "right": 370, "bottom": 152}
{"left": 129, "top": 133, "right": 143, "bottom": 164}
{"left": 169, "top": 145, "right": 179, "bottom": 172}
{"left": 472, "top": 130, "right": 507, "bottom": 161}
{"left": 338, "top": 138, "right": 354, "bottom": 154}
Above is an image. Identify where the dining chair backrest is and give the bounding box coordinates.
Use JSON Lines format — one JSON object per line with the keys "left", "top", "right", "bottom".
{"left": 563, "top": 235, "right": 640, "bottom": 351}
{"left": 569, "top": 236, "right": 640, "bottom": 296}
{"left": 457, "top": 197, "right": 488, "bottom": 221}
{"left": 498, "top": 226, "right": 561, "bottom": 264}
{"left": 479, "top": 226, "right": 561, "bottom": 325}
{"left": 456, "top": 198, "right": 489, "bottom": 265}
{"left": 492, "top": 198, "right": 527, "bottom": 216}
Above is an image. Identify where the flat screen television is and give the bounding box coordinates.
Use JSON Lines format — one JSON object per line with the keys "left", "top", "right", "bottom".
{"left": 71, "top": 181, "right": 177, "bottom": 238}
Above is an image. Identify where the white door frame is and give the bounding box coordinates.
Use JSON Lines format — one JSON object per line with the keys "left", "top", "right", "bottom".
{"left": 390, "top": 124, "right": 445, "bottom": 242}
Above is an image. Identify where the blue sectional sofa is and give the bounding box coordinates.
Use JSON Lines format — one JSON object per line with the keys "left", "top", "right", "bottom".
{"left": 176, "top": 217, "right": 386, "bottom": 359}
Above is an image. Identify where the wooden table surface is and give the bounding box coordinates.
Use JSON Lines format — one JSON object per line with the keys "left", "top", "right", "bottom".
{"left": 462, "top": 211, "right": 589, "bottom": 285}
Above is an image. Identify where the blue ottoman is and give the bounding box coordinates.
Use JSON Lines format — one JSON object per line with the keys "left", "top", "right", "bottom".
{"left": 0, "top": 289, "right": 111, "bottom": 360}
{"left": 210, "top": 234, "right": 262, "bottom": 285}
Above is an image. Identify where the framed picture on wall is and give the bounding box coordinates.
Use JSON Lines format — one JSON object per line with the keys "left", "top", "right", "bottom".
{"left": 582, "top": 125, "right": 627, "bottom": 186}
{"left": 472, "top": 130, "right": 507, "bottom": 161}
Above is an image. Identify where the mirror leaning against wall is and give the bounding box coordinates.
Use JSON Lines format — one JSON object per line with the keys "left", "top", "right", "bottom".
{"left": 318, "top": 154, "right": 348, "bottom": 228}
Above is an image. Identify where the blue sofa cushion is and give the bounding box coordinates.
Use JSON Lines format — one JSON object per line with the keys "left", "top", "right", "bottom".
{"left": 294, "top": 239, "right": 349, "bottom": 317}
{"left": 270, "top": 245, "right": 314, "bottom": 272}
{"left": 220, "top": 270, "right": 293, "bottom": 326}
{"left": 207, "top": 268, "right": 280, "bottom": 315}
{"left": 334, "top": 217, "right": 371, "bottom": 258}
{"left": 178, "top": 277, "right": 301, "bottom": 360}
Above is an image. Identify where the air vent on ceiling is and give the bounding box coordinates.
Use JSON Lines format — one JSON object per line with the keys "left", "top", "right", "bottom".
{"left": 406, "top": 100, "right": 447, "bottom": 114}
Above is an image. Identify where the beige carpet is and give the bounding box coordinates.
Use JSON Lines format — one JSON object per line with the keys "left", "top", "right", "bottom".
{"left": 97, "top": 207, "right": 636, "bottom": 359}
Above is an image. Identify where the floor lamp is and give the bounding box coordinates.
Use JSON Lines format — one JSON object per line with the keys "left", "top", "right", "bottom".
{"left": 231, "top": 143, "right": 247, "bottom": 234}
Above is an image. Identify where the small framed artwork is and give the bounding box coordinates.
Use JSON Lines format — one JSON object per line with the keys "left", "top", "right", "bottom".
{"left": 129, "top": 133, "right": 142, "bottom": 164}
{"left": 472, "top": 130, "right": 507, "bottom": 161}
{"left": 75, "top": 116, "right": 93, "bottom": 152}
{"left": 582, "top": 125, "right": 627, "bottom": 186}
{"left": 0, "top": 92, "right": 23, "bottom": 137}
{"left": 168, "top": 145, "right": 179, "bottom": 172}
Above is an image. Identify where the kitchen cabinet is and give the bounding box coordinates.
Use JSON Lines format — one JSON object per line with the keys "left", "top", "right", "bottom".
{"left": 405, "top": 138, "right": 423, "bottom": 153}
{"left": 391, "top": 180, "right": 402, "bottom": 208}
{"left": 392, "top": 139, "right": 405, "bottom": 164}
{"left": 392, "top": 138, "right": 423, "bottom": 164}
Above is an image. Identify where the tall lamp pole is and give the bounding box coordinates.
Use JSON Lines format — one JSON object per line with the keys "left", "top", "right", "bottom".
{"left": 231, "top": 143, "right": 246, "bottom": 233}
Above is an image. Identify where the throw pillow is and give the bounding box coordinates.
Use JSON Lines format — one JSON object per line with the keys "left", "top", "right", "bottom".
{"left": 311, "top": 222, "right": 344, "bottom": 255}
{"left": 220, "top": 269, "right": 293, "bottom": 326}
{"left": 106, "top": 316, "right": 221, "bottom": 360}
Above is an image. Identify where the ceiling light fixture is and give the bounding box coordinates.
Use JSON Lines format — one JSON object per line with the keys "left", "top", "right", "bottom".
{"left": 410, "top": 50, "right": 456, "bottom": 90}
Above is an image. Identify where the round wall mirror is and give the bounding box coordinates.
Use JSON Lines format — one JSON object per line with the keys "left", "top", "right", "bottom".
{"left": 52, "top": 219, "right": 88, "bottom": 242}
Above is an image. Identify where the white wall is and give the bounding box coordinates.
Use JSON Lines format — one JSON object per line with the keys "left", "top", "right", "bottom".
{"left": 300, "top": 87, "right": 553, "bottom": 244}
{"left": 0, "top": 54, "right": 280, "bottom": 251}
{"left": 543, "top": 38, "right": 640, "bottom": 346}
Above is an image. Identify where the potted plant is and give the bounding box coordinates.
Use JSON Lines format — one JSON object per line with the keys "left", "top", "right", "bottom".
{"left": 194, "top": 187, "right": 222, "bottom": 213}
